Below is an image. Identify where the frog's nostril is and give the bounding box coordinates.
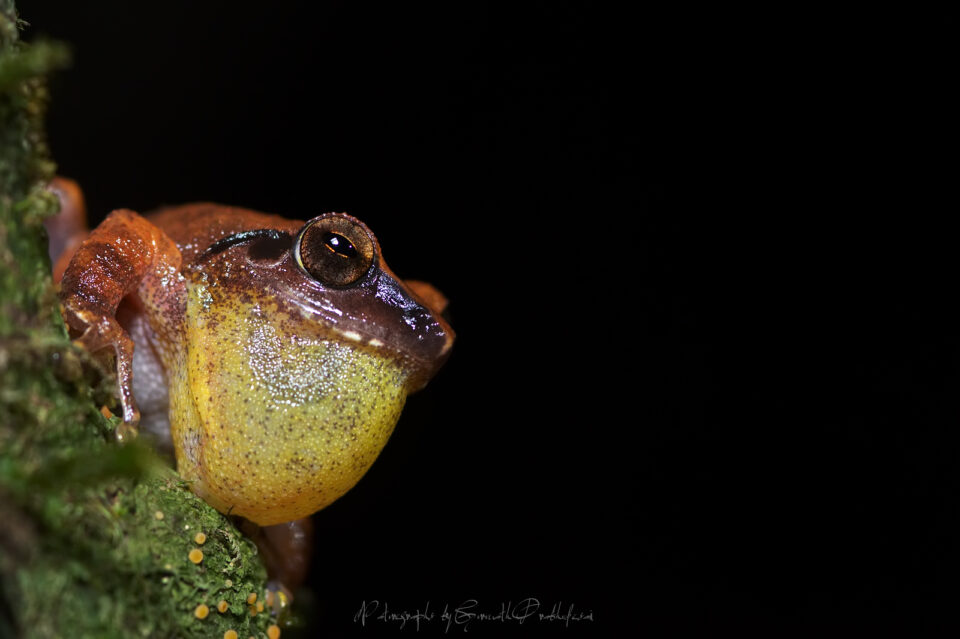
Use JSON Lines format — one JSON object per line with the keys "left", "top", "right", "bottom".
{"left": 441, "top": 326, "right": 455, "bottom": 355}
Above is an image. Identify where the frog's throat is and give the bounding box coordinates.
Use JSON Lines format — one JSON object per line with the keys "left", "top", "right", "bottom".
{"left": 169, "top": 281, "right": 410, "bottom": 526}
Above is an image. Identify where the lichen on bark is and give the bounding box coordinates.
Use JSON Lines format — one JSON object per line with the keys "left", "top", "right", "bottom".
{"left": 0, "top": 3, "right": 273, "bottom": 637}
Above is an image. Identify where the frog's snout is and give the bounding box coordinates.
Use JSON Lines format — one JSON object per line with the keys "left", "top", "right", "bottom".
{"left": 372, "top": 270, "right": 455, "bottom": 391}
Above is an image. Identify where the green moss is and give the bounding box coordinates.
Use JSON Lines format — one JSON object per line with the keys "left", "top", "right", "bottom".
{"left": 13, "top": 466, "right": 273, "bottom": 638}
{"left": 0, "top": 3, "right": 273, "bottom": 637}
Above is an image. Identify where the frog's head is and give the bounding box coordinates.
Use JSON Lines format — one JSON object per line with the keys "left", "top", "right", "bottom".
{"left": 174, "top": 212, "right": 454, "bottom": 525}
{"left": 195, "top": 212, "right": 454, "bottom": 385}
{"left": 288, "top": 212, "right": 454, "bottom": 388}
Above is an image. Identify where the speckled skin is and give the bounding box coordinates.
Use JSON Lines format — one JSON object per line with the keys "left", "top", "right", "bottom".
{"left": 57, "top": 200, "right": 454, "bottom": 527}
{"left": 178, "top": 281, "right": 409, "bottom": 524}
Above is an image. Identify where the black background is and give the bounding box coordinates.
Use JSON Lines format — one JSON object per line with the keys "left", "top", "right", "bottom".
{"left": 23, "top": 2, "right": 955, "bottom": 637}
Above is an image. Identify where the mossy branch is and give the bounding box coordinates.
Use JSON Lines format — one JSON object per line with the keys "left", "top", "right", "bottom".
{"left": 0, "top": 4, "right": 275, "bottom": 637}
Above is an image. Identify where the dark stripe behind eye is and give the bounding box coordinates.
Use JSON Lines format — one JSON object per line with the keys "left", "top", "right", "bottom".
{"left": 200, "top": 229, "right": 290, "bottom": 260}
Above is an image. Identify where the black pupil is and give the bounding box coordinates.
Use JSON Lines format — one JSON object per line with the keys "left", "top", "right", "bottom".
{"left": 323, "top": 232, "right": 357, "bottom": 258}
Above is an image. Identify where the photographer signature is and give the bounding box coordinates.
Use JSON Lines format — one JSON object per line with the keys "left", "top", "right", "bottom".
{"left": 354, "top": 598, "right": 594, "bottom": 632}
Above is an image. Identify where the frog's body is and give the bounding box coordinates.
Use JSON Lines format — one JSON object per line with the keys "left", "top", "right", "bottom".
{"left": 51, "top": 181, "right": 454, "bottom": 530}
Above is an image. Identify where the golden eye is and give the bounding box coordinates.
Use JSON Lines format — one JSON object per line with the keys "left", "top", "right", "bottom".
{"left": 294, "top": 214, "right": 375, "bottom": 287}
{"left": 321, "top": 231, "right": 357, "bottom": 258}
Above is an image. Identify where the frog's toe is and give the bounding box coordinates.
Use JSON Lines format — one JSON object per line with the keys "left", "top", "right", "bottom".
{"left": 115, "top": 420, "right": 139, "bottom": 443}
{"left": 265, "top": 581, "right": 293, "bottom": 614}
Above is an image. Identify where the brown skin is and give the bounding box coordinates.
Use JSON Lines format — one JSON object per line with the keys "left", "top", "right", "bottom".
{"left": 49, "top": 178, "right": 454, "bottom": 593}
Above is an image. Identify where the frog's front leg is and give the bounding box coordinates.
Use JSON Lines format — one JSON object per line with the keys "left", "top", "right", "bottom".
{"left": 58, "top": 209, "right": 184, "bottom": 440}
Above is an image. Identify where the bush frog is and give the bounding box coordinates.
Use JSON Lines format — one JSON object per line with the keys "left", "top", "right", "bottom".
{"left": 48, "top": 178, "right": 454, "bottom": 590}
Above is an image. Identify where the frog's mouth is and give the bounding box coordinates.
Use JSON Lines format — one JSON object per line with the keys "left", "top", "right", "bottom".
{"left": 271, "top": 268, "right": 454, "bottom": 391}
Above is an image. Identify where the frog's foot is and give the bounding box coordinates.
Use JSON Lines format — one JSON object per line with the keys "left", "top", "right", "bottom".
{"left": 265, "top": 581, "right": 292, "bottom": 618}
{"left": 241, "top": 517, "right": 314, "bottom": 604}
{"left": 63, "top": 306, "right": 141, "bottom": 439}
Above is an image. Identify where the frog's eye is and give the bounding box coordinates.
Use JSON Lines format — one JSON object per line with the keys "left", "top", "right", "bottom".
{"left": 294, "top": 214, "right": 375, "bottom": 287}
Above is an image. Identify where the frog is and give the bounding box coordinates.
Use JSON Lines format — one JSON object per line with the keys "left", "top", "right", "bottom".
{"left": 46, "top": 177, "right": 454, "bottom": 593}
